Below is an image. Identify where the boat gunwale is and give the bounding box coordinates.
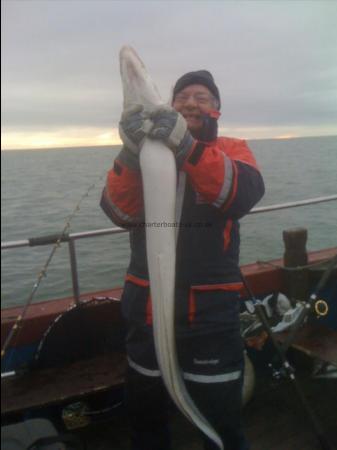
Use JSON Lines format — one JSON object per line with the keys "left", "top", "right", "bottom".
{"left": 2, "top": 247, "right": 336, "bottom": 349}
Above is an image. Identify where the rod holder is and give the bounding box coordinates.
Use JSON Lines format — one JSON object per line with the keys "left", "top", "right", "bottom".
{"left": 68, "top": 239, "right": 80, "bottom": 305}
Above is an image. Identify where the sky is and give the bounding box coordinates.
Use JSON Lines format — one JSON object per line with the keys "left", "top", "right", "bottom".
{"left": 2, "top": 0, "right": 337, "bottom": 150}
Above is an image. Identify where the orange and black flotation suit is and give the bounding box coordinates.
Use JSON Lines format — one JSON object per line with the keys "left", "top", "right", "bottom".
{"left": 101, "top": 136, "right": 265, "bottom": 368}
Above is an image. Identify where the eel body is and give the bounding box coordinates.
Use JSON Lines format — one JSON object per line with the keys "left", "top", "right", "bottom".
{"left": 119, "top": 46, "right": 224, "bottom": 449}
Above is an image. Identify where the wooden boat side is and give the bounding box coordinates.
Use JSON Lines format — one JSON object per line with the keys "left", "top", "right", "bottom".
{"left": 2, "top": 246, "right": 335, "bottom": 349}
{"left": 1, "top": 287, "right": 123, "bottom": 348}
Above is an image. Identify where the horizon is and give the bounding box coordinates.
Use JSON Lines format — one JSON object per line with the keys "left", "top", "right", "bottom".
{"left": 2, "top": 124, "right": 337, "bottom": 152}
{"left": 2, "top": 133, "right": 336, "bottom": 153}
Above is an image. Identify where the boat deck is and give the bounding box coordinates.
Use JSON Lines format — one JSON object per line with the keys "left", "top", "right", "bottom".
{"left": 2, "top": 324, "right": 336, "bottom": 421}
{"left": 2, "top": 353, "right": 126, "bottom": 418}
{"left": 74, "top": 366, "right": 337, "bottom": 450}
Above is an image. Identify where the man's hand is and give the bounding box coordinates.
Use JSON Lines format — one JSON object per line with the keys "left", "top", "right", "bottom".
{"left": 149, "top": 106, "right": 195, "bottom": 164}
{"left": 119, "top": 105, "right": 154, "bottom": 154}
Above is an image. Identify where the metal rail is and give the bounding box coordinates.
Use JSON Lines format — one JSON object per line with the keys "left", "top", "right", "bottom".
{"left": 250, "top": 194, "right": 337, "bottom": 214}
{"left": 3, "top": 195, "right": 337, "bottom": 250}
{"left": 2, "top": 194, "right": 337, "bottom": 303}
{"left": 1, "top": 228, "right": 126, "bottom": 250}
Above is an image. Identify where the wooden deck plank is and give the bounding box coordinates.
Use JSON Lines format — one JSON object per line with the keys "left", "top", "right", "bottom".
{"left": 1, "top": 353, "right": 126, "bottom": 416}
{"left": 3, "top": 353, "right": 336, "bottom": 450}
{"left": 277, "top": 324, "right": 337, "bottom": 365}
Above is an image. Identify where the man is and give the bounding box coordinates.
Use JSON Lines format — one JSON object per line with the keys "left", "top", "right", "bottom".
{"left": 101, "top": 70, "right": 265, "bottom": 450}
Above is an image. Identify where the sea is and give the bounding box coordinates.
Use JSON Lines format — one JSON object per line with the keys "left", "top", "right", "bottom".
{"left": 1, "top": 135, "right": 337, "bottom": 309}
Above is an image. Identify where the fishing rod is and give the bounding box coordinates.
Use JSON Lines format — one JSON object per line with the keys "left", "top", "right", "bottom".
{"left": 1, "top": 173, "right": 106, "bottom": 366}
{"left": 240, "top": 255, "right": 337, "bottom": 450}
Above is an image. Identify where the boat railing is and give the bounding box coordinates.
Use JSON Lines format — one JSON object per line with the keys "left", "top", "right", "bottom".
{"left": 2, "top": 194, "right": 337, "bottom": 304}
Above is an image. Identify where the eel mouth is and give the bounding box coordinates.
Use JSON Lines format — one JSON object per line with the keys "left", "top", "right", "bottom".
{"left": 119, "top": 45, "right": 162, "bottom": 108}
{"left": 119, "top": 46, "right": 145, "bottom": 86}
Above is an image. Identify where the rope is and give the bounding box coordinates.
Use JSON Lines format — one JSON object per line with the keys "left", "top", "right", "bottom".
{"left": 1, "top": 173, "right": 106, "bottom": 364}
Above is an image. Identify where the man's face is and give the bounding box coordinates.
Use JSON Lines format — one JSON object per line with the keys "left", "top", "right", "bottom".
{"left": 172, "top": 84, "right": 218, "bottom": 136}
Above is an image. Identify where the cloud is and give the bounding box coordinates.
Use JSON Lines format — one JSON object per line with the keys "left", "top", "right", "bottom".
{"left": 2, "top": 1, "right": 337, "bottom": 149}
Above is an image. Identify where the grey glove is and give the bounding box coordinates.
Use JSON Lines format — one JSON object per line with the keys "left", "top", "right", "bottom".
{"left": 148, "top": 106, "right": 195, "bottom": 166}
{"left": 118, "top": 105, "right": 154, "bottom": 154}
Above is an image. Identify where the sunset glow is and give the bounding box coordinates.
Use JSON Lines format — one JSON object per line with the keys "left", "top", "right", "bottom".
{"left": 1, "top": 128, "right": 122, "bottom": 150}
{"left": 2, "top": 124, "right": 337, "bottom": 151}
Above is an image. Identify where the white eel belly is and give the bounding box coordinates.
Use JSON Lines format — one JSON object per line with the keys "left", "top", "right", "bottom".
{"left": 119, "top": 46, "right": 224, "bottom": 450}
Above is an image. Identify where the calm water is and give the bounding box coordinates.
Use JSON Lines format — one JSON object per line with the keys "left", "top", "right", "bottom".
{"left": 1, "top": 136, "right": 337, "bottom": 308}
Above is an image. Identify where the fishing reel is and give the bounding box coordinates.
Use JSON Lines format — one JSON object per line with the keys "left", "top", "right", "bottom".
{"left": 313, "top": 299, "right": 329, "bottom": 317}
{"left": 268, "top": 361, "right": 295, "bottom": 382}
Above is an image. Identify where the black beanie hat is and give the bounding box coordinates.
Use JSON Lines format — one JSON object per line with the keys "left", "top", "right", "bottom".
{"left": 173, "top": 70, "right": 221, "bottom": 109}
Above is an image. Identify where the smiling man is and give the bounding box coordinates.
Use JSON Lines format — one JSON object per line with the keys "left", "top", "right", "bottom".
{"left": 101, "top": 70, "right": 265, "bottom": 450}
{"left": 172, "top": 70, "right": 221, "bottom": 139}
